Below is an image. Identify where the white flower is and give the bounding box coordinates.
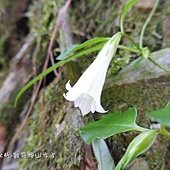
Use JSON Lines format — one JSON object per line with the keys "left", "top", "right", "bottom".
{"left": 64, "top": 32, "right": 122, "bottom": 116}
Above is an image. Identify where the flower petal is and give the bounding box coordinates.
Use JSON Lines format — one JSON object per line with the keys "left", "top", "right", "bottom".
{"left": 74, "top": 93, "right": 106, "bottom": 115}
{"left": 94, "top": 102, "right": 107, "bottom": 113}
{"left": 66, "top": 80, "right": 72, "bottom": 90}
{"left": 74, "top": 94, "right": 93, "bottom": 116}
{"left": 64, "top": 32, "right": 122, "bottom": 115}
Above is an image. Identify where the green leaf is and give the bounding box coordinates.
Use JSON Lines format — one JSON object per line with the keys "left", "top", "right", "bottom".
{"left": 121, "top": 0, "right": 138, "bottom": 33}
{"left": 80, "top": 108, "right": 146, "bottom": 144}
{"left": 147, "top": 102, "right": 170, "bottom": 126}
{"left": 57, "top": 37, "right": 110, "bottom": 60}
{"left": 115, "top": 130, "right": 157, "bottom": 170}
{"left": 122, "top": 0, "right": 138, "bottom": 19}
{"left": 57, "top": 45, "right": 78, "bottom": 60}
{"left": 92, "top": 139, "right": 115, "bottom": 170}
{"left": 72, "top": 37, "right": 110, "bottom": 52}
{"left": 14, "top": 38, "right": 109, "bottom": 107}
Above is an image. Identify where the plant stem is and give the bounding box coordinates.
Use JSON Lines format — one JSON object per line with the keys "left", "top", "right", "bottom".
{"left": 159, "top": 126, "right": 170, "bottom": 138}
{"left": 139, "top": 0, "right": 159, "bottom": 49}
{"left": 120, "top": 16, "right": 125, "bottom": 34}
{"left": 148, "top": 57, "right": 170, "bottom": 72}
{"left": 118, "top": 45, "right": 140, "bottom": 53}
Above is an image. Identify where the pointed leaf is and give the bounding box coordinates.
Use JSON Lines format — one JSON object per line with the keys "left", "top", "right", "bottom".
{"left": 147, "top": 102, "right": 170, "bottom": 126}
{"left": 92, "top": 139, "right": 115, "bottom": 170}
{"left": 115, "top": 130, "right": 157, "bottom": 170}
{"left": 57, "top": 45, "right": 77, "bottom": 60}
{"left": 122, "top": 0, "right": 138, "bottom": 21}
{"left": 72, "top": 37, "right": 110, "bottom": 52}
{"left": 80, "top": 108, "right": 146, "bottom": 144}
{"left": 57, "top": 37, "right": 109, "bottom": 60}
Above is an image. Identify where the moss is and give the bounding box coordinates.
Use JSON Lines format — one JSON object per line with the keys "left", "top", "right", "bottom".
{"left": 19, "top": 80, "right": 83, "bottom": 170}
{"left": 70, "top": 0, "right": 120, "bottom": 40}
{"left": 28, "top": 0, "right": 58, "bottom": 35}
{"left": 0, "top": 37, "right": 6, "bottom": 70}
{"left": 53, "top": 125, "right": 82, "bottom": 169}
{"left": 18, "top": 80, "right": 64, "bottom": 168}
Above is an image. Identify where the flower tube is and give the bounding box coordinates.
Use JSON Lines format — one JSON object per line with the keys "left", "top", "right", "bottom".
{"left": 64, "top": 32, "right": 122, "bottom": 116}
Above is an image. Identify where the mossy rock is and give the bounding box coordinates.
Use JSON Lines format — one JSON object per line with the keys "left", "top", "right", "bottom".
{"left": 17, "top": 0, "right": 170, "bottom": 170}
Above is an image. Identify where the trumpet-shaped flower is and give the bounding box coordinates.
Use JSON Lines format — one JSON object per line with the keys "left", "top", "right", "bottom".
{"left": 64, "top": 32, "right": 122, "bottom": 116}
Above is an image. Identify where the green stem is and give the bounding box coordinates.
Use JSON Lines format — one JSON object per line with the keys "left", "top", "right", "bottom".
{"left": 159, "top": 126, "right": 170, "bottom": 138}
{"left": 139, "top": 0, "right": 159, "bottom": 49}
{"left": 120, "top": 16, "right": 125, "bottom": 34}
{"left": 148, "top": 57, "right": 170, "bottom": 72}
{"left": 118, "top": 45, "right": 140, "bottom": 53}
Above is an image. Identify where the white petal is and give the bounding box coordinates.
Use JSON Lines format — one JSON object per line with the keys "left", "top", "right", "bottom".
{"left": 74, "top": 95, "right": 82, "bottom": 107}
{"left": 74, "top": 94, "right": 94, "bottom": 116}
{"left": 90, "top": 101, "right": 96, "bottom": 113}
{"left": 74, "top": 93, "right": 106, "bottom": 115}
{"left": 66, "top": 80, "right": 72, "bottom": 90}
{"left": 94, "top": 102, "right": 107, "bottom": 113}
{"left": 63, "top": 93, "right": 67, "bottom": 99}
{"left": 80, "top": 103, "right": 91, "bottom": 116}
